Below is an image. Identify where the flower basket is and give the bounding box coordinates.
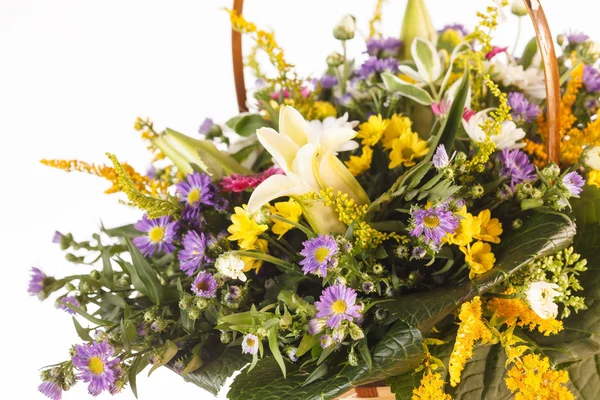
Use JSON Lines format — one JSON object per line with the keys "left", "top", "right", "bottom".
{"left": 32, "top": 0, "right": 600, "bottom": 399}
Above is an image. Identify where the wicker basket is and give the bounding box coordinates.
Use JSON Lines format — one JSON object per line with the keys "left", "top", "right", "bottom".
{"left": 228, "top": 0, "right": 562, "bottom": 398}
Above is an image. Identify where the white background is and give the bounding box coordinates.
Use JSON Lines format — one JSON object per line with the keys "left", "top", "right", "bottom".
{"left": 1, "top": 0, "right": 598, "bottom": 399}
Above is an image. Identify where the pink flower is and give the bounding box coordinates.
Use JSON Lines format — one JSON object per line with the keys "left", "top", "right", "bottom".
{"left": 485, "top": 46, "right": 508, "bottom": 60}
{"left": 431, "top": 99, "right": 450, "bottom": 117}
{"left": 220, "top": 167, "right": 284, "bottom": 193}
{"left": 462, "top": 108, "right": 476, "bottom": 122}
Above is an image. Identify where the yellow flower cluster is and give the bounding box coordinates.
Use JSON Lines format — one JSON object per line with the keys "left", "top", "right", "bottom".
{"left": 41, "top": 158, "right": 167, "bottom": 197}
{"left": 305, "top": 101, "right": 337, "bottom": 120}
{"left": 505, "top": 354, "right": 574, "bottom": 400}
{"left": 449, "top": 296, "right": 493, "bottom": 387}
{"left": 532, "top": 62, "right": 600, "bottom": 166}
{"left": 345, "top": 146, "right": 373, "bottom": 176}
{"left": 356, "top": 113, "right": 428, "bottom": 169}
{"left": 486, "top": 289, "right": 563, "bottom": 336}
{"left": 305, "top": 188, "right": 401, "bottom": 249}
{"left": 445, "top": 208, "right": 502, "bottom": 279}
{"left": 588, "top": 170, "right": 600, "bottom": 187}
{"left": 242, "top": 238, "right": 269, "bottom": 273}
{"left": 134, "top": 117, "right": 165, "bottom": 161}
{"left": 412, "top": 372, "right": 452, "bottom": 400}
{"left": 270, "top": 199, "right": 302, "bottom": 238}
{"left": 368, "top": 0, "right": 386, "bottom": 38}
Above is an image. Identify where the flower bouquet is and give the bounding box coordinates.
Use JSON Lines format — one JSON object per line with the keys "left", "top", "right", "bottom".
{"left": 31, "top": 0, "right": 600, "bottom": 399}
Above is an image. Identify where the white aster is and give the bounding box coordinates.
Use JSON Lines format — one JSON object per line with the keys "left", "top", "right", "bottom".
{"left": 241, "top": 333, "right": 259, "bottom": 355}
{"left": 215, "top": 252, "right": 246, "bottom": 282}
{"left": 490, "top": 59, "right": 546, "bottom": 100}
{"left": 526, "top": 281, "right": 561, "bottom": 319}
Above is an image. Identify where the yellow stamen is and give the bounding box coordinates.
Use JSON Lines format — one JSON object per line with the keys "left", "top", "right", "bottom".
{"left": 315, "top": 247, "right": 330, "bottom": 263}
{"left": 187, "top": 188, "right": 201, "bottom": 205}
{"left": 423, "top": 215, "right": 440, "bottom": 229}
{"left": 332, "top": 300, "right": 347, "bottom": 314}
{"left": 88, "top": 357, "right": 105, "bottom": 375}
{"left": 148, "top": 227, "right": 165, "bottom": 243}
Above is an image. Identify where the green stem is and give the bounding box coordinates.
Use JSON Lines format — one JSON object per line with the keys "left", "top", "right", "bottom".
{"left": 341, "top": 40, "right": 348, "bottom": 95}
{"left": 512, "top": 17, "right": 522, "bottom": 57}
{"left": 262, "top": 234, "right": 295, "bottom": 258}
{"left": 234, "top": 250, "right": 302, "bottom": 275}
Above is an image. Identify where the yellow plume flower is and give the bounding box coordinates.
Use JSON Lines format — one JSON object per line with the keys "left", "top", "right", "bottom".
{"left": 449, "top": 296, "right": 493, "bottom": 387}
{"left": 270, "top": 199, "right": 302, "bottom": 238}
{"left": 345, "top": 146, "right": 373, "bottom": 176}
{"left": 227, "top": 205, "right": 268, "bottom": 250}
{"left": 505, "top": 354, "right": 574, "bottom": 400}
{"left": 412, "top": 372, "right": 452, "bottom": 400}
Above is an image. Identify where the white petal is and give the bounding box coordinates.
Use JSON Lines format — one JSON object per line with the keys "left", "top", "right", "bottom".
{"left": 318, "top": 151, "right": 370, "bottom": 205}
{"left": 335, "top": 140, "right": 359, "bottom": 153}
{"left": 291, "top": 144, "right": 320, "bottom": 191}
{"left": 279, "top": 105, "right": 314, "bottom": 146}
{"left": 398, "top": 65, "right": 424, "bottom": 82}
{"left": 256, "top": 127, "right": 299, "bottom": 172}
{"left": 320, "top": 127, "right": 358, "bottom": 154}
{"left": 247, "top": 174, "right": 307, "bottom": 213}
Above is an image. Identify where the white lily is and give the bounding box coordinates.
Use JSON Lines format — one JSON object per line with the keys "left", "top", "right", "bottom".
{"left": 248, "top": 106, "right": 370, "bottom": 234}
{"left": 462, "top": 110, "right": 526, "bottom": 150}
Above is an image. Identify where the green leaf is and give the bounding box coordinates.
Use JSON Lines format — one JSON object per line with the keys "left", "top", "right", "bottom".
{"left": 148, "top": 341, "right": 179, "bottom": 376}
{"left": 99, "top": 246, "right": 114, "bottom": 288}
{"left": 439, "top": 66, "right": 470, "bottom": 150}
{"left": 101, "top": 223, "right": 140, "bottom": 238}
{"left": 296, "top": 334, "right": 320, "bottom": 358}
{"left": 269, "top": 327, "right": 287, "bottom": 377}
{"left": 184, "top": 346, "right": 251, "bottom": 396}
{"left": 572, "top": 185, "right": 600, "bottom": 224}
{"left": 520, "top": 37, "right": 538, "bottom": 69}
{"left": 121, "top": 319, "right": 137, "bottom": 352}
{"left": 128, "top": 354, "right": 149, "bottom": 398}
{"left": 387, "top": 370, "right": 424, "bottom": 400}
{"left": 66, "top": 304, "right": 112, "bottom": 326}
{"left": 124, "top": 238, "right": 164, "bottom": 305}
{"left": 566, "top": 354, "right": 600, "bottom": 398}
{"left": 182, "top": 354, "right": 203, "bottom": 376}
{"left": 226, "top": 114, "right": 268, "bottom": 137}
{"left": 412, "top": 37, "right": 439, "bottom": 83}
{"left": 381, "top": 73, "right": 434, "bottom": 105}
{"left": 72, "top": 317, "right": 92, "bottom": 341}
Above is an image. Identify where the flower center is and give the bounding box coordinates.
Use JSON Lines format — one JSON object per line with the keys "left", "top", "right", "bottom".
{"left": 401, "top": 148, "right": 415, "bottom": 159}
{"left": 331, "top": 299, "right": 347, "bottom": 314}
{"left": 88, "top": 357, "right": 105, "bottom": 375}
{"left": 148, "top": 227, "right": 165, "bottom": 243}
{"left": 195, "top": 281, "right": 209, "bottom": 292}
{"left": 187, "top": 188, "right": 201, "bottom": 205}
{"left": 246, "top": 338, "right": 256, "bottom": 347}
{"left": 314, "top": 247, "right": 330, "bottom": 263}
{"left": 423, "top": 215, "right": 440, "bottom": 229}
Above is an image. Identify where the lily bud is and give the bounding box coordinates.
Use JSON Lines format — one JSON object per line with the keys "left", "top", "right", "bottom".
{"left": 511, "top": 0, "right": 528, "bottom": 17}
{"left": 400, "top": 0, "right": 437, "bottom": 60}
{"left": 333, "top": 15, "right": 356, "bottom": 41}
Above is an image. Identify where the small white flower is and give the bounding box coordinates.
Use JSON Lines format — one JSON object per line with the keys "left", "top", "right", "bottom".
{"left": 526, "top": 281, "right": 561, "bottom": 319}
{"left": 462, "top": 111, "right": 526, "bottom": 149}
{"left": 308, "top": 113, "right": 359, "bottom": 153}
{"left": 583, "top": 146, "right": 600, "bottom": 170}
{"left": 241, "top": 333, "right": 259, "bottom": 355}
{"left": 490, "top": 59, "right": 546, "bottom": 100}
{"left": 215, "top": 252, "right": 246, "bottom": 282}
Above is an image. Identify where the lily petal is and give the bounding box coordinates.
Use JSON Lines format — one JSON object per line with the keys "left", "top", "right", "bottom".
{"left": 335, "top": 140, "right": 359, "bottom": 153}
{"left": 256, "top": 127, "right": 299, "bottom": 173}
{"left": 320, "top": 127, "right": 358, "bottom": 154}
{"left": 291, "top": 143, "right": 320, "bottom": 191}
{"left": 318, "top": 151, "right": 370, "bottom": 205}
{"left": 279, "top": 105, "right": 313, "bottom": 146}
{"left": 247, "top": 174, "right": 308, "bottom": 214}
{"left": 300, "top": 200, "right": 346, "bottom": 235}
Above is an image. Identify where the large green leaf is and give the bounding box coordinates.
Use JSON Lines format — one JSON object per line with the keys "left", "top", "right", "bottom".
{"left": 566, "top": 354, "right": 600, "bottom": 398}
{"left": 184, "top": 347, "right": 251, "bottom": 396}
{"left": 439, "top": 66, "right": 470, "bottom": 150}
{"left": 124, "top": 238, "right": 164, "bottom": 305}
{"left": 227, "top": 321, "right": 424, "bottom": 400}
{"left": 226, "top": 114, "right": 269, "bottom": 137}
{"left": 381, "top": 73, "right": 434, "bottom": 105}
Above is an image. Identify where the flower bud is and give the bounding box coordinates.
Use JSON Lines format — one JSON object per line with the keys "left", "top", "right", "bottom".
{"left": 541, "top": 163, "right": 561, "bottom": 179}
{"left": 286, "top": 347, "right": 298, "bottom": 362}
{"left": 220, "top": 330, "right": 232, "bottom": 344}
{"left": 308, "top": 318, "right": 327, "bottom": 335}
{"left": 362, "top": 281, "right": 375, "bottom": 293}
{"left": 188, "top": 306, "right": 201, "bottom": 320}
{"left": 348, "top": 322, "right": 365, "bottom": 340}
{"left": 395, "top": 245, "right": 409, "bottom": 259}
{"left": 90, "top": 270, "right": 101, "bottom": 281}
{"left": 374, "top": 308, "right": 388, "bottom": 321}
{"left": 118, "top": 275, "right": 130, "bottom": 286}
{"left": 326, "top": 52, "right": 344, "bottom": 67}
{"left": 333, "top": 15, "right": 356, "bottom": 41}
{"left": 512, "top": 218, "right": 523, "bottom": 230}
{"left": 332, "top": 328, "right": 346, "bottom": 343}
{"left": 320, "top": 334, "right": 333, "bottom": 349}
{"left": 64, "top": 282, "right": 76, "bottom": 291}
{"left": 400, "top": 0, "right": 437, "bottom": 59}
{"left": 557, "top": 34, "right": 566, "bottom": 47}
{"left": 144, "top": 309, "right": 156, "bottom": 323}
{"left": 372, "top": 263, "right": 384, "bottom": 275}
{"left": 348, "top": 348, "right": 359, "bottom": 366}
{"left": 455, "top": 152, "right": 468, "bottom": 165}
{"left": 511, "top": 0, "right": 528, "bottom": 17}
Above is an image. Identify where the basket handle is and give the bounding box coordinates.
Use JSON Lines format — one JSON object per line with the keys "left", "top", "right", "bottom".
{"left": 230, "top": 0, "right": 560, "bottom": 163}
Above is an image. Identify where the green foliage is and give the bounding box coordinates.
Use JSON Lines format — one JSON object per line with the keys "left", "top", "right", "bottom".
{"left": 123, "top": 238, "right": 164, "bottom": 305}
{"left": 226, "top": 114, "right": 269, "bottom": 137}
{"left": 381, "top": 73, "right": 434, "bottom": 105}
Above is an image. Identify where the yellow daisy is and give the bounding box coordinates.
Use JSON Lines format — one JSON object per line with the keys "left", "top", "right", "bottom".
{"left": 356, "top": 114, "right": 389, "bottom": 146}
{"left": 227, "top": 205, "right": 268, "bottom": 250}
{"left": 345, "top": 146, "right": 373, "bottom": 176}
{"left": 381, "top": 113, "right": 414, "bottom": 150}
{"left": 388, "top": 131, "right": 429, "bottom": 168}
{"left": 242, "top": 238, "right": 269, "bottom": 273}
{"left": 461, "top": 241, "right": 496, "bottom": 279}
{"left": 270, "top": 199, "right": 303, "bottom": 238}
{"left": 588, "top": 170, "right": 600, "bottom": 188}
{"left": 474, "top": 209, "right": 503, "bottom": 244}
{"left": 445, "top": 206, "right": 481, "bottom": 247}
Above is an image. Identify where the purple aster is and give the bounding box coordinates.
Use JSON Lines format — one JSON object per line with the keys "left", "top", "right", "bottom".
{"left": 72, "top": 340, "right": 120, "bottom": 396}
{"left": 433, "top": 144, "right": 450, "bottom": 169}
{"left": 28, "top": 267, "right": 47, "bottom": 296}
{"left": 173, "top": 358, "right": 185, "bottom": 375}
{"left": 314, "top": 284, "right": 362, "bottom": 329}
{"left": 499, "top": 148, "right": 536, "bottom": 189}
{"left": 508, "top": 92, "right": 541, "bottom": 123}
{"left": 198, "top": 118, "right": 215, "bottom": 135}
{"left": 366, "top": 37, "right": 402, "bottom": 57}
{"left": 320, "top": 334, "right": 333, "bottom": 348}
{"left": 562, "top": 171, "right": 585, "bottom": 196}
{"left": 307, "top": 318, "right": 327, "bottom": 335}
{"left": 136, "top": 323, "right": 148, "bottom": 337}
{"left": 191, "top": 272, "right": 217, "bottom": 298}
{"left": 241, "top": 334, "right": 259, "bottom": 355}
{"left": 439, "top": 23, "right": 469, "bottom": 37}
{"left": 355, "top": 56, "right": 399, "bottom": 80}
{"left": 299, "top": 234, "right": 339, "bottom": 277}
{"left": 38, "top": 381, "right": 62, "bottom": 400}
{"left": 583, "top": 65, "right": 600, "bottom": 93}
{"left": 409, "top": 204, "right": 460, "bottom": 245}
{"left": 176, "top": 172, "right": 214, "bottom": 220}
{"left": 317, "top": 75, "right": 338, "bottom": 89}
{"left": 59, "top": 296, "right": 80, "bottom": 315}
{"left": 178, "top": 231, "right": 208, "bottom": 276}
{"left": 565, "top": 30, "right": 589, "bottom": 44}
{"left": 132, "top": 215, "right": 179, "bottom": 257}
{"left": 52, "top": 231, "right": 64, "bottom": 244}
